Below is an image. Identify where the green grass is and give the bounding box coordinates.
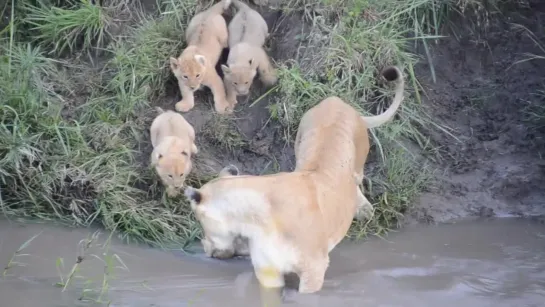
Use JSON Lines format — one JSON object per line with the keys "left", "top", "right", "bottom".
{"left": 0, "top": 0, "right": 490, "bottom": 247}
{"left": 23, "top": 0, "right": 113, "bottom": 56}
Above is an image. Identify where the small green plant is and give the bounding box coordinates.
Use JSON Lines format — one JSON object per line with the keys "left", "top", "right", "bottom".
{"left": 2, "top": 231, "right": 43, "bottom": 277}
{"left": 55, "top": 230, "right": 129, "bottom": 304}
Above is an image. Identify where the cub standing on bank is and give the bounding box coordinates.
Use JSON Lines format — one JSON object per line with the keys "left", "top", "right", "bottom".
{"left": 170, "top": 0, "right": 234, "bottom": 114}
{"left": 150, "top": 108, "right": 198, "bottom": 198}
{"left": 221, "top": 0, "right": 277, "bottom": 107}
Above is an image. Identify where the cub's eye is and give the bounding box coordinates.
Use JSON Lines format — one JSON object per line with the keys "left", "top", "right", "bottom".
{"left": 233, "top": 82, "right": 238, "bottom": 85}
{"left": 196, "top": 74, "right": 201, "bottom": 78}
{"left": 245, "top": 81, "right": 249, "bottom": 84}
{"left": 182, "top": 75, "right": 188, "bottom": 79}
{"left": 180, "top": 173, "right": 184, "bottom": 177}
{"left": 168, "top": 175, "right": 173, "bottom": 179}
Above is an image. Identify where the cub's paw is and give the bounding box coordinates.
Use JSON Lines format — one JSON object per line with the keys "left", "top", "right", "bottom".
{"left": 261, "top": 70, "right": 278, "bottom": 87}
{"left": 175, "top": 100, "right": 194, "bottom": 112}
{"left": 215, "top": 100, "right": 234, "bottom": 115}
{"left": 166, "top": 186, "right": 179, "bottom": 197}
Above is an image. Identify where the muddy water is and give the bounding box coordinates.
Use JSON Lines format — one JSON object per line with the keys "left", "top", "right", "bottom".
{"left": 1, "top": 218, "right": 544, "bottom": 306}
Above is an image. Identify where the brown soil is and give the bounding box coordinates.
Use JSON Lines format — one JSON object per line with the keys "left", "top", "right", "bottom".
{"left": 411, "top": 0, "right": 545, "bottom": 223}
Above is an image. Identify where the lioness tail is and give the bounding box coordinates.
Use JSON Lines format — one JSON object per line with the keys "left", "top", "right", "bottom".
{"left": 207, "top": 0, "right": 233, "bottom": 14}
{"left": 361, "top": 66, "right": 405, "bottom": 129}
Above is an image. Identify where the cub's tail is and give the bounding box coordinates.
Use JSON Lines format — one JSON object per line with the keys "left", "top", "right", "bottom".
{"left": 155, "top": 106, "right": 165, "bottom": 114}
{"left": 232, "top": 0, "right": 250, "bottom": 10}
{"left": 207, "top": 0, "right": 233, "bottom": 14}
{"left": 361, "top": 66, "right": 405, "bottom": 129}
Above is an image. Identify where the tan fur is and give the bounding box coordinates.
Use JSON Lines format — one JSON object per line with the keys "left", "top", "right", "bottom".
{"left": 170, "top": 0, "right": 233, "bottom": 114}
{"left": 221, "top": 0, "right": 277, "bottom": 106}
{"left": 150, "top": 108, "right": 198, "bottom": 197}
{"left": 185, "top": 66, "right": 405, "bottom": 294}
{"left": 201, "top": 165, "right": 250, "bottom": 259}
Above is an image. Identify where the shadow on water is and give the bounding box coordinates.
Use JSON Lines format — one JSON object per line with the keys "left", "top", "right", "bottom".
{"left": 1, "top": 217, "right": 544, "bottom": 306}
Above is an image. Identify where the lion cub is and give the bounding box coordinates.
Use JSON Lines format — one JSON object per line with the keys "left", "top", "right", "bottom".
{"left": 221, "top": 0, "right": 277, "bottom": 106}
{"left": 170, "top": 0, "right": 233, "bottom": 114}
{"left": 150, "top": 107, "right": 198, "bottom": 197}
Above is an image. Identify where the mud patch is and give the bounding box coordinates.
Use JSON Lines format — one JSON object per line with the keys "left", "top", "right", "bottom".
{"left": 410, "top": 0, "right": 545, "bottom": 224}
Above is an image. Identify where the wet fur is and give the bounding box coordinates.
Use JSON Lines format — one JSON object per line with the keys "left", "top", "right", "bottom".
{"left": 170, "top": 0, "right": 233, "bottom": 114}
{"left": 150, "top": 108, "right": 198, "bottom": 197}
{"left": 185, "top": 66, "right": 405, "bottom": 293}
{"left": 221, "top": 0, "right": 277, "bottom": 107}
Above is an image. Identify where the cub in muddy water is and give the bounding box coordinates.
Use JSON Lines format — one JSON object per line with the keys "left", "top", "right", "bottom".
{"left": 221, "top": 0, "right": 277, "bottom": 107}
{"left": 170, "top": 0, "right": 233, "bottom": 114}
{"left": 183, "top": 66, "right": 405, "bottom": 294}
{"left": 150, "top": 107, "right": 198, "bottom": 197}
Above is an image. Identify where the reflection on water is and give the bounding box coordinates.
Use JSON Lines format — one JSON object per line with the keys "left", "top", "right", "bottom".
{"left": 1, "top": 218, "right": 544, "bottom": 306}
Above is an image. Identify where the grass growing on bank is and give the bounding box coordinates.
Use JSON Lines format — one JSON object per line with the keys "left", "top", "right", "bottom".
{"left": 0, "top": 0, "right": 478, "bottom": 247}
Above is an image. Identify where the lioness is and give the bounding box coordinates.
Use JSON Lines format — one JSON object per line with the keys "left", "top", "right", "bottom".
{"left": 150, "top": 107, "right": 198, "bottom": 197}
{"left": 184, "top": 66, "right": 405, "bottom": 293}
{"left": 201, "top": 165, "right": 251, "bottom": 259}
{"left": 221, "top": 0, "right": 277, "bottom": 106}
{"left": 170, "top": 0, "right": 233, "bottom": 114}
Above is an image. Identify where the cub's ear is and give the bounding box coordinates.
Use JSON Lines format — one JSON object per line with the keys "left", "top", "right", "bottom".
{"left": 170, "top": 57, "right": 179, "bottom": 70}
{"left": 219, "top": 164, "right": 239, "bottom": 177}
{"left": 221, "top": 64, "right": 231, "bottom": 74}
{"left": 184, "top": 186, "right": 202, "bottom": 204}
{"left": 195, "top": 54, "right": 206, "bottom": 66}
{"left": 150, "top": 152, "right": 163, "bottom": 166}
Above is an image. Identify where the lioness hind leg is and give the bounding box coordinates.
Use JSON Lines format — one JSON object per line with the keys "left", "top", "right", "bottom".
{"left": 298, "top": 255, "right": 329, "bottom": 294}
{"left": 355, "top": 188, "right": 374, "bottom": 221}
{"left": 255, "top": 266, "right": 285, "bottom": 289}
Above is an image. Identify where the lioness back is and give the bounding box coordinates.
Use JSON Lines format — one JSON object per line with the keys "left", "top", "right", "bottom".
{"left": 295, "top": 97, "right": 369, "bottom": 178}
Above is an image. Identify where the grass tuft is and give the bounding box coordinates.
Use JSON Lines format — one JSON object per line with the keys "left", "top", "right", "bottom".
{"left": 22, "top": 0, "right": 113, "bottom": 56}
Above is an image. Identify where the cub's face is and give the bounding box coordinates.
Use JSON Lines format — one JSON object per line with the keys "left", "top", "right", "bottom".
{"left": 154, "top": 151, "right": 192, "bottom": 189}
{"left": 222, "top": 64, "right": 257, "bottom": 96}
{"left": 170, "top": 55, "right": 207, "bottom": 91}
